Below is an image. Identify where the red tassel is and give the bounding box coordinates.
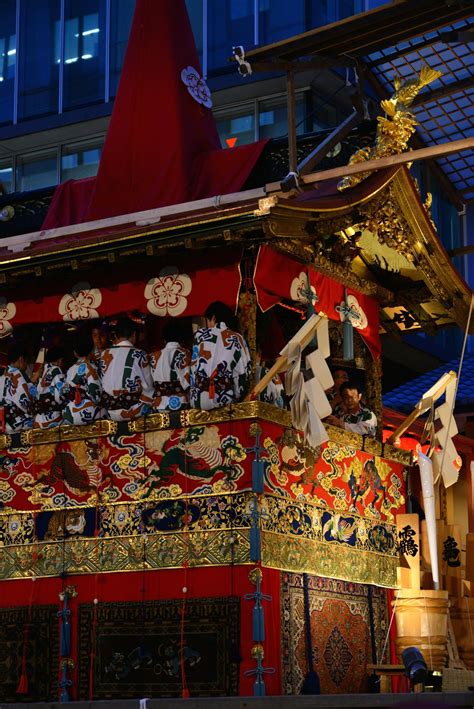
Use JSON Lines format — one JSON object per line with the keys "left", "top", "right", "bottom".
{"left": 75, "top": 384, "right": 81, "bottom": 406}
{"left": 16, "top": 663, "right": 28, "bottom": 694}
{"left": 181, "top": 688, "right": 190, "bottom": 698}
{"left": 208, "top": 370, "right": 217, "bottom": 400}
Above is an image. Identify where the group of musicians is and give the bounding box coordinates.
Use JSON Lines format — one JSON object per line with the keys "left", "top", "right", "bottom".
{"left": 0, "top": 300, "right": 376, "bottom": 436}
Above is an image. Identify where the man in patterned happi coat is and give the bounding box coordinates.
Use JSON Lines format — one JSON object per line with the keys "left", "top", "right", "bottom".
{"left": 326, "top": 381, "right": 377, "bottom": 437}
{"left": 34, "top": 346, "right": 67, "bottom": 429}
{"left": 150, "top": 319, "right": 191, "bottom": 411}
{"left": 98, "top": 316, "right": 154, "bottom": 421}
{"left": 255, "top": 346, "right": 285, "bottom": 408}
{"left": 190, "top": 301, "right": 251, "bottom": 410}
{"left": 2, "top": 344, "right": 36, "bottom": 432}
{"left": 63, "top": 330, "right": 103, "bottom": 425}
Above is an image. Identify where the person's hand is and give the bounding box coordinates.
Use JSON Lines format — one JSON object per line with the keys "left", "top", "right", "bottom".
{"left": 325, "top": 415, "right": 343, "bottom": 428}
{"left": 30, "top": 364, "right": 44, "bottom": 384}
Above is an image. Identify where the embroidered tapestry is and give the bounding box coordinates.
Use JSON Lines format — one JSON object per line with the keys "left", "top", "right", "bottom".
{"left": 78, "top": 597, "right": 240, "bottom": 698}
{"left": 0, "top": 419, "right": 405, "bottom": 585}
{"left": 281, "top": 572, "right": 388, "bottom": 694}
{"left": 0, "top": 605, "right": 59, "bottom": 702}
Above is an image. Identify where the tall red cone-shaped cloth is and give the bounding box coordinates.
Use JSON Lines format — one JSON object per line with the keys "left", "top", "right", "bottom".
{"left": 38, "top": 0, "right": 268, "bottom": 230}
{"left": 43, "top": 0, "right": 266, "bottom": 228}
{"left": 86, "top": 0, "right": 226, "bottom": 220}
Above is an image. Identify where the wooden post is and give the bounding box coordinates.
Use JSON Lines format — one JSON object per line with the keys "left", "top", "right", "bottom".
{"left": 286, "top": 68, "right": 297, "bottom": 175}
{"left": 238, "top": 291, "right": 257, "bottom": 388}
{"left": 365, "top": 355, "right": 382, "bottom": 439}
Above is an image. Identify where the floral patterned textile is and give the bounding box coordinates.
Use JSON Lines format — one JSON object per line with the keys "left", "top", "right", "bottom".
{"left": 98, "top": 341, "right": 154, "bottom": 421}
{"left": 63, "top": 357, "right": 103, "bottom": 426}
{"left": 150, "top": 343, "right": 191, "bottom": 411}
{"left": 34, "top": 363, "right": 66, "bottom": 429}
{"left": 190, "top": 322, "right": 251, "bottom": 410}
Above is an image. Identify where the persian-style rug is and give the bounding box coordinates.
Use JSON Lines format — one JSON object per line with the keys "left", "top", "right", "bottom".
{"left": 0, "top": 605, "right": 59, "bottom": 702}
{"left": 78, "top": 597, "right": 240, "bottom": 699}
{"left": 281, "top": 573, "right": 388, "bottom": 694}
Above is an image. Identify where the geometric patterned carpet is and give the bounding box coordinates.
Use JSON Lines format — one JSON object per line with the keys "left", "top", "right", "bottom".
{"left": 281, "top": 573, "right": 388, "bottom": 694}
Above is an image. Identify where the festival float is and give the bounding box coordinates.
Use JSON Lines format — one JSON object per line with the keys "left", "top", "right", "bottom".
{"left": 0, "top": 0, "right": 472, "bottom": 701}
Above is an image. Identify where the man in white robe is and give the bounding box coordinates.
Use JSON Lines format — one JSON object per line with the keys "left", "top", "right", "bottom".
{"left": 63, "top": 330, "right": 103, "bottom": 426}
{"left": 2, "top": 345, "right": 36, "bottom": 432}
{"left": 98, "top": 317, "right": 154, "bottom": 421}
{"left": 150, "top": 320, "right": 191, "bottom": 411}
{"left": 190, "top": 301, "right": 251, "bottom": 411}
{"left": 34, "top": 346, "right": 66, "bottom": 429}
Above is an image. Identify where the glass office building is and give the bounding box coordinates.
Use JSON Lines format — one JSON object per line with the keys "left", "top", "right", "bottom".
{"left": 0, "top": 0, "right": 387, "bottom": 192}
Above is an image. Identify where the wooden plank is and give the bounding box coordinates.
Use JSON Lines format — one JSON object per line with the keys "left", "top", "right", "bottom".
{"left": 388, "top": 371, "right": 456, "bottom": 444}
{"left": 297, "top": 110, "right": 361, "bottom": 176}
{"left": 286, "top": 69, "right": 298, "bottom": 174}
{"left": 297, "top": 137, "right": 474, "bottom": 186}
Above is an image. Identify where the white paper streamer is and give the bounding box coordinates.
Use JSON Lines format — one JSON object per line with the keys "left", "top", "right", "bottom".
{"left": 418, "top": 450, "right": 439, "bottom": 588}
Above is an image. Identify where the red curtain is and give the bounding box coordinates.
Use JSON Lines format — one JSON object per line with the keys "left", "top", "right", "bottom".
{"left": 254, "top": 245, "right": 381, "bottom": 359}
{"left": 1, "top": 566, "right": 282, "bottom": 699}
{"left": 1, "top": 249, "right": 242, "bottom": 328}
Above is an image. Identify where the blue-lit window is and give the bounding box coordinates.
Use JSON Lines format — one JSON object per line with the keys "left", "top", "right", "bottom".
{"left": 18, "top": 0, "right": 60, "bottom": 121}
{"left": 61, "top": 140, "right": 103, "bottom": 181}
{"left": 208, "top": 0, "right": 255, "bottom": 72}
{"left": 259, "top": 0, "right": 307, "bottom": 44}
{"left": 216, "top": 101, "right": 256, "bottom": 146}
{"left": 62, "top": 0, "right": 106, "bottom": 110}
{"left": 0, "top": 160, "right": 13, "bottom": 192}
{"left": 109, "top": 0, "right": 135, "bottom": 98}
{"left": 259, "top": 93, "right": 306, "bottom": 140}
{"left": 16, "top": 151, "right": 58, "bottom": 191}
{"left": 0, "top": 0, "right": 16, "bottom": 124}
{"left": 186, "top": 0, "right": 204, "bottom": 70}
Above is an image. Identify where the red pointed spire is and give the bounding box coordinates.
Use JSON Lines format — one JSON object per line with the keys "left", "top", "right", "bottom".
{"left": 86, "top": 0, "right": 222, "bottom": 220}
{"left": 43, "top": 0, "right": 266, "bottom": 228}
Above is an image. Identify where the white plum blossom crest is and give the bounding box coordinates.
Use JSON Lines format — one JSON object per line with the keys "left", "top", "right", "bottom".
{"left": 58, "top": 282, "right": 102, "bottom": 321}
{"left": 181, "top": 66, "right": 213, "bottom": 108}
{"left": 337, "top": 294, "right": 368, "bottom": 330}
{"left": 145, "top": 267, "right": 192, "bottom": 317}
{"left": 0, "top": 298, "right": 16, "bottom": 337}
{"left": 290, "top": 272, "right": 317, "bottom": 305}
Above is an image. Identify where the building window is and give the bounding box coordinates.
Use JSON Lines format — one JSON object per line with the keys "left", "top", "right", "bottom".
{"left": 109, "top": 0, "right": 135, "bottom": 98}
{"left": 0, "top": 159, "right": 13, "bottom": 193}
{"left": 258, "top": 0, "right": 307, "bottom": 45}
{"left": 216, "top": 101, "right": 256, "bottom": 147}
{"left": 62, "top": 0, "right": 106, "bottom": 110}
{"left": 215, "top": 90, "right": 311, "bottom": 148}
{"left": 258, "top": 93, "right": 307, "bottom": 140}
{"left": 208, "top": 0, "right": 255, "bottom": 72}
{"left": 0, "top": 0, "right": 16, "bottom": 125}
{"left": 61, "top": 139, "right": 103, "bottom": 181}
{"left": 18, "top": 0, "right": 61, "bottom": 121}
{"left": 185, "top": 0, "right": 204, "bottom": 71}
{"left": 16, "top": 150, "right": 58, "bottom": 191}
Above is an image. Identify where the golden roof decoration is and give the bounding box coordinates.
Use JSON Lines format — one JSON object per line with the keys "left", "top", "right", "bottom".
{"left": 338, "top": 65, "right": 442, "bottom": 191}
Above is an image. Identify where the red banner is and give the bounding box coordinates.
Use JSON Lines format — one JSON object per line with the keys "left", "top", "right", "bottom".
{"left": 253, "top": 245, "right": 380, "bottom": 359}
{"left": 0, "top": 249, "right": 242, "bottom": 331}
